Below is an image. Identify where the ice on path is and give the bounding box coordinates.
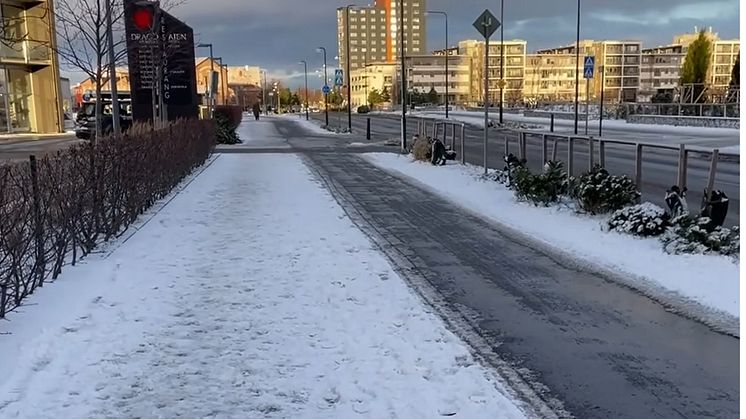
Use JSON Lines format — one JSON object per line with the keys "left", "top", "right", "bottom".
{"left": 0, "top": 153, "right": 526, "bottom": 419}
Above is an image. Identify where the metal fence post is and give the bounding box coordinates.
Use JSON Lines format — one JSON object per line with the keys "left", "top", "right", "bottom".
{"left": 599, "top": 140, "right": 606, "bottom": 168}
{"left": 567, "top": 136, "right": 574, "bottom": 177}
{"left": 550, "top": 113, "right": 555, "bottom": 132}
{"left": 460, "top": 124, "right": 465, "bottom": 165}
{"left": 706, "top": 149, "right": 719, "bottom": 201}
{"left": 451, "top": 123, "right": 456, "bottom": 150}
{"left": 29, "top": 155, "right": 44, "bottom": 289}
{"left": 551, "top": 137, "right": 558, "bottom": 162}
{"left": 503, "top": 133, "right": 509, "bottom": 157}
{"left": 677, "top": 144, "right": 687, "bottom": 190}
{"left": 541, "top": 134, "right": 548, "bottom": 164}
{"left": 635, "top": 143, "right": 643, "bottom": 189}
{"left": 588, "top": 138, "right": 594, "bottom": 170}
{"left": 520, "top": 132, "right": 527, "bottom": 162}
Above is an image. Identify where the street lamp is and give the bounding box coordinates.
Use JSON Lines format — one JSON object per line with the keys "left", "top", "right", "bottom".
{"left": 261, "top": 69, "right": 268, "bottom": 114}
{"left": 499, "top": 0, "right": 504, "bottom": 125}
{"left": 427, "top": 10, "right": 448, "bottom": 118}
{"left": 300, "top": 60, "right": 309, "bottom": 120}
{"left": 316, "top": 46, "right": 329, "bottom": 126}
{"left": 399, "top": 0, "right": 407, "bottom": 151}
{"left": 344, "top": 5, "right": 355, "bottom": 132}
{"left": 214, "top": 57, "right": 224, "bottom": 105}
{"left": 574, "top": 0, "right": 581, "bottom": 135}
{"left": 196, "top": 43, "right": 214, "bottom": 117}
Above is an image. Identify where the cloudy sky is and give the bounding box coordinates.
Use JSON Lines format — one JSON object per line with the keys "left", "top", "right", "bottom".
{"left": 65, "top": 0, "right": 740, "bottom": 86}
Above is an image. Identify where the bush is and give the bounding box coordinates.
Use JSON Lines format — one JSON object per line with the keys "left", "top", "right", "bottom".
{"left": 608, "top": 203, "right": 669, "bottom": 237}
{"left": 660, "top": 216, "right": 740, "bottom": 257}
{"left": 570, "top": 165, "right": 640, "bottom": 214}
{"left": 512, "top": 161, "right": 568, "bottom": 206}
{"left": 410, "top": 135, "right": 431, "bottom": 162}
{"left": 213, "top": 105, "right": 242, "bottom": 145}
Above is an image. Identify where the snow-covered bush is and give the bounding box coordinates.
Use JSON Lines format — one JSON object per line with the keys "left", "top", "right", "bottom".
{"left": 512, "top": 161, "right": 568, "bottom": 206}
{"left": 323, "top": 125, "right": 352, "bottom": 134}
{"left": 570, "top": 165, "right": 640, "bottom": 214}
{"left": 410, "top": 135, "right": 431, "bottom": 162}
{"left": 660, "top": 216, "right": 740, "bottom": 257}
{"left": 607, "top": 203, "right": 669, "bottom": 237}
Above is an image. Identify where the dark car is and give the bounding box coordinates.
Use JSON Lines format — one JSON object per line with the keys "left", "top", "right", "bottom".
{"left": 357, "top": 105, "right": 370, "bottom": 114}
{"left": 75, "top": 100, "right": 133, "bottom": 140}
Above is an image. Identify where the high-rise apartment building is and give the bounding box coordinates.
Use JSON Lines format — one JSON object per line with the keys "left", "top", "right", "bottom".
{"left": 0, "top": 0, "right": 63, "bottom": 133}
{"left": 337, "top": 0, "right": 426, "bottom": 79}
{"left": 458, "top": 39, "right": 526, "bottom": 105}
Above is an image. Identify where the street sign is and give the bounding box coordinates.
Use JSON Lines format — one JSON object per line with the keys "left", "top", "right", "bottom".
{"left": 322, "top": 85, "right": 331, "bottom": 94}
{"left": 584, "top": 56, "right": 595, "bottom": 79}
{"left": 472, "top": 9, "right": 500, "bottom": 39}
{"left": 334, "top": 69, "right": 344, "bottom": 86}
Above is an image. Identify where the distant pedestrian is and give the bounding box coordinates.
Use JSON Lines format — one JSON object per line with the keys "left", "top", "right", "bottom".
{"left": 252, "top": 103, "right": 261, "bottom": 121}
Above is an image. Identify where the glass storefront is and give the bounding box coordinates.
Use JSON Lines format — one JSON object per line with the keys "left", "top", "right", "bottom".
{"left": 7, "top": 68, "right": 32, "bottom": 132}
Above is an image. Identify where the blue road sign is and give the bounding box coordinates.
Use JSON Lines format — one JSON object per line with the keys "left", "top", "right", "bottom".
{"left": 334, "top": 69, "right": 344, "bottom": 86}
{"left": 322, "top": 85, "right": 331, "bottom": 94}
{"left": 584, "top": 56, "right": 595, "bottom": 79}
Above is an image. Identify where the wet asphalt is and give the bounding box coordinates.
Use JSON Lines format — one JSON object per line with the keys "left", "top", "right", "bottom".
{"left": 238, "top": 119, "right": 740, "bottom": 418}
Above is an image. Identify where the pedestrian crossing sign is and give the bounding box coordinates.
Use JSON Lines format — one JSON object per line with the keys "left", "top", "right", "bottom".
{"left": 584, "top": 56, "right": 595, "bottom": 79}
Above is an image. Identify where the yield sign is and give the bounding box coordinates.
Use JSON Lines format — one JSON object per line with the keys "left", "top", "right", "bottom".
{"left": 472, "top": 9, "right": 500, "bottom": 39}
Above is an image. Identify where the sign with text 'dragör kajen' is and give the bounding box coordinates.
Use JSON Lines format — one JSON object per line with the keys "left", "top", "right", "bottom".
{"left": 124, "top": 0, "right": 198, "bottom": 122}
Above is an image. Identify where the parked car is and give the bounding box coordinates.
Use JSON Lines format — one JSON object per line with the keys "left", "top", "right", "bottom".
{"left": 75, "top": 99, "right": 133, "bottom": 140}
{"left": 356, "top": 105, "right": 370, "bottom": 114}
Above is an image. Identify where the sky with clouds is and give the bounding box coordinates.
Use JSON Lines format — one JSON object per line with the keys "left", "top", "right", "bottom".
{"left": 64, "top": 0, "right": 740, "bottom": 86}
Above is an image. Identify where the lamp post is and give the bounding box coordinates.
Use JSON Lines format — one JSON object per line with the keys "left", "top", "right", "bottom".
{"left": 196, "top": 43, "right": 214, "bottom": 117}
{"left": 261, "top": 69, "right": 268, "bottom": 114}
{"left": 317, "top": 46, "right": 329, "bottom": 126}
{"left": 105, "top": 0, "right": 120, "bottom": 134}
{"left": 222, "top": 63, "right": 228, "bottom": 105}
{"left": 574, "top": 0, "right": 581, "bottom": 134}
{"left": 345, "top": 5, "right": 355, "bottom": 131}
{"left": 427, "top": 10, "right": 448, "bottom": 119}
{"left": 300, "top": 60, "right": 309, "bottom": 120}
{"left": 499, "top": 0, "right": 504, "bottom": 125}
{"left": 399, "top": 0, "right": 406, "bottom": 151}
{"left": 214, "top": 57, "right": 224, "bottom": 105}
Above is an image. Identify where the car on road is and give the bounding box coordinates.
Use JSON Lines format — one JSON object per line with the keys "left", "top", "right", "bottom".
{"left": 356, "top": 105, "right": 370, "bottom": 114}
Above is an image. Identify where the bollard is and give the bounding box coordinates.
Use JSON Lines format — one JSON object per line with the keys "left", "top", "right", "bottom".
{"left": 588, "top": 138, "right": 594, "bottom": 170}
{"left": 366, "top": 117, "right": 371, "bottom": 140}
{"left": 550, "top": 113, "right": 555, "bottom": 132}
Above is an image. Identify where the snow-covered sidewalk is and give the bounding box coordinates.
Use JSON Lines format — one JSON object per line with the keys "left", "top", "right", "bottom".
{"left": 363, "top": 154, "right": 739, "bottom": 328}
{"left": 0, "top": 153, "right": 526, "bottom": 418}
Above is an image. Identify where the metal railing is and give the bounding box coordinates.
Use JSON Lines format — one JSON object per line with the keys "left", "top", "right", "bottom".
{"left": 414, "top": 117, "right": 467, "bottom": 165}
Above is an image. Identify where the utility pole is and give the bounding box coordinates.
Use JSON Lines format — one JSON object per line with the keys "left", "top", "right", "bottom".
{"left": 400, "top": 0, "right": 407, "bottom": 152}
{"left": 317, "top": 47, "right": 329, "bottom": 126}
{"left": 345, "top": 5, "right": 354, "bottom": 131}
{"left": 196, "top": 43, "right": 214, "bottom": 117}
{"left": 574, "top": 0, "right": 581, "bottom": 134}
{"left": 499, "top": 0, "right": 504, "bottom": 125}
{"left": 262, "top": 70, "right": 267, "bottom": 114}
{"left": 427, "top": 11, "right": 448, "bottom": 118}
{"left": 105, "top": 0, "right": 120, "bottom": 135}
{"left": 300, "top": 60, "right": 309, "bottom": 120}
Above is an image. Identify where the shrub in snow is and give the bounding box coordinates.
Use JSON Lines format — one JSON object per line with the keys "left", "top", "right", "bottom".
{"left": 322, "top": 125, "right": 351, "bottom": 134}
{"left": 410, "top": 135, "right": 431, "bottom": 162}
{"left": 214, "top": 112, "right": 241, "bottom": 144}
{"left": 660, "top": 216, "right": 740, "bottom": 258}
{"left": 512, "top": 161, "right": 568, "bottom": 206}
{"left": 607, "top": 203, "right": 669, "bottom": 237}
{"left": 570, "top": 165, "right": 640, "bottom": 214}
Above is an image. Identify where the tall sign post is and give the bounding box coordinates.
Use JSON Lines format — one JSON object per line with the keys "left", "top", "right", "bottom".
{"left": 124, "top": 0, "right": 198, "bottom": 123}
{"left": 473, "top": 9, "right": 500, "bottom": 175}
{"left": 598, "top": 64, "right": 605, "bottom": 137}
{"left": 583, "top": 56, "right": 594, "bottom": 135}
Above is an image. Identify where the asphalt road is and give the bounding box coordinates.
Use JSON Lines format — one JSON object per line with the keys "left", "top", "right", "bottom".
{"left": 297, "top": 146, "right": 738, "bottom": 419}
{"left": 0, "top": 135, "right": 82, "bottom": 163}
{"left": 313, "top": 112, "right": 740, "bottom": 226}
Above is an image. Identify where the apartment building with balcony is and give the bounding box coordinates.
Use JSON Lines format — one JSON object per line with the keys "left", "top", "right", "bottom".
{"left": 458, "top": 39, "right": 526, "bottom": 106}
{"left": 640, "top": 28, "right": 739, "bottom": 101}
{"left": 404, "top": 54, "right": 471, "bottom": 105}
{"left": 531, "top": 40, "right": 642, "bottom": 103}
{"left": 0, "top": 0, "right": 63, "bottom": 133}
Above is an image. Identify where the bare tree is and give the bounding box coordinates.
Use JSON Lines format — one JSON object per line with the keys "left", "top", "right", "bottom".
{"left": 54, "top": 0, "right": 184, "bottom": 138}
